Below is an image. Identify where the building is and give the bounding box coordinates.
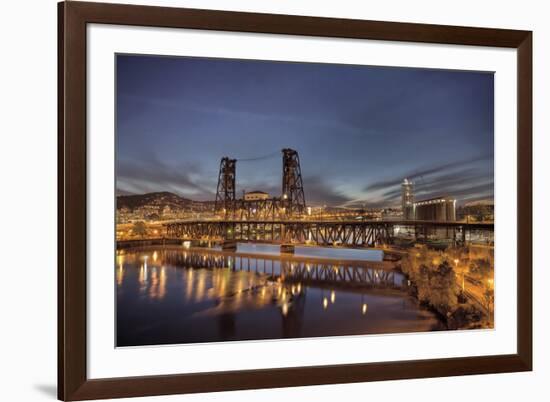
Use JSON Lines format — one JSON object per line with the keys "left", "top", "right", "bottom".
{"left": 413, "top": 197, "right": 456, "bottom": 221}
{"left": 401, "top": 178, "right": 415, "bottom": 220}
{"left": 244, "top": 191, "right": 270, "bottom": 201}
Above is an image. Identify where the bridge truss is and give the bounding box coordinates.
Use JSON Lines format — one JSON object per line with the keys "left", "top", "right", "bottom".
{"left": 165, "top": 220, "right": 394, "bottom": 247}
{"left": 214, "top": 148, "right": 307, "bottom": 219}
{"left": 164, "top": 220, "right": 494, "bottom": 248}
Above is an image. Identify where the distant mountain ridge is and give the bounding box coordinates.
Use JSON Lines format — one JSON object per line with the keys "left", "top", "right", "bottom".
{"left": 117, "top": 191, "right": 195, "bottom": 211}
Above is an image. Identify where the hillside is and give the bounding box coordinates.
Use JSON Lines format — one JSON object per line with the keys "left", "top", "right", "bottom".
{"left": 116, "top": 191, "right": 194, "bottom": 211}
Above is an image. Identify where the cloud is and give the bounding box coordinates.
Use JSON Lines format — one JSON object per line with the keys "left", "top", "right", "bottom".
{"left": 116, "top": 156, "right": 352, "bottom": 206}
{"left": 115, "top": 152, "right": 492, "bottom": 208}
{"left": 115, "top": 188, "right": 136, "bottom": 196}
{"left": 119, "top": 93, "right": 363, "bottom": 138}
{"left": 359, "top": 154, "right": 494, "bottom": 206}
{"left": 364, "top": 154, "right": 492, "bottom": 191}
{"left": 116, "top": 157, "right": 215, "bottom": 200}
{"left": 303, "top": 176, "right": 353, "bottom": 206}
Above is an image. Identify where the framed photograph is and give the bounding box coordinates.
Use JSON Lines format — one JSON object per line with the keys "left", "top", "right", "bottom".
{"left": 58, "top": 1, "right": 532, "bottom": 400}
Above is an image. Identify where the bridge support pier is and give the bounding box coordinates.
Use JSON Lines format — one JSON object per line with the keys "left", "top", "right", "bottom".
{"left": 222, "top": 240, "right": 238, "bottom": 251}
{"left": 280, "top": 244, "right": 295, "bottom": 254}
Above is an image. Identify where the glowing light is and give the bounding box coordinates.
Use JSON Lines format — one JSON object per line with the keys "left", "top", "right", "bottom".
{"left": 153, "top": 251, "right": 158, "bottom": 262}
{"left": 148, "top": 269, "right": 160, "bottom": 299}
{"left": 323, "top": 297, "right": 328, "bottom": 309}
{"left": 282, "top": 303, "right": 289, "bottom": 316}
{"left": 185, "top": 269, "right": 194, "bottom": 301}
{"left": 362, "top": 303, "right": 368, "bottom": 315}
{"left": 196, "top": 270, "right": 207, "bottom": 301}
{"left": 116, "top": 265, "right": 124, "bottom": 286}
{"left": 330, "top": 291, "right": 336, "bottom": 304}
{"left": 183, "top": 241, "right": 191, "bottom": 249}
{"left": 159, "top": 266, "right": 166, "bottom": 299}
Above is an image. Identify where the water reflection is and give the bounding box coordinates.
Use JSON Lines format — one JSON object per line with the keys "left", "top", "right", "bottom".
{"left": 116, "top": 246, "right": 442, "bottom": 346}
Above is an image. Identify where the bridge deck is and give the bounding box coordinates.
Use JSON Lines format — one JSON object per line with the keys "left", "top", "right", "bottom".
{"left": 163, "top": 219, "right": 493, "bottom": 248}
{"left": 163, "top": 219, "right": 494, "bottom": 229}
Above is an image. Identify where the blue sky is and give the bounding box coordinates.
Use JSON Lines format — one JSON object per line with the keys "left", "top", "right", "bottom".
{"left": 116, "top": 54, "right": 494, "bottom": 207}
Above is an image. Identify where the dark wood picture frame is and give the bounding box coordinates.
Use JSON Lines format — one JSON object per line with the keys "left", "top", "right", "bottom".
{"left": 58, "top": 1, "right": 532, "bottom": 400}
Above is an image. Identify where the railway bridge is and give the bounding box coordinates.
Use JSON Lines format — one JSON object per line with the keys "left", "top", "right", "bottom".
{"left": 164, "top": 219, "right": 494, "bottom": 249}
{"left": 164, "top": 148, "right": 494, "bottom": 250}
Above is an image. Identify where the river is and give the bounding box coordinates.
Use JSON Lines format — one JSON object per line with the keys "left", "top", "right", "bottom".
{"left": 116, "top": 244, "right": 443, "bottom": 346}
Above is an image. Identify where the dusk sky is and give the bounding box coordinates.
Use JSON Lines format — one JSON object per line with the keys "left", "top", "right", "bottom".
{"left": 116, "top": 54, "right": 494, "bottom": 207}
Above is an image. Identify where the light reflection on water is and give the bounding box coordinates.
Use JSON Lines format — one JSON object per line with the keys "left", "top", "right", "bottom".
{"left": 116, "top": 245, "right": 442, "bottom": 346}
{"left": 235, "top": 243, "right": 384, "bottom": 261}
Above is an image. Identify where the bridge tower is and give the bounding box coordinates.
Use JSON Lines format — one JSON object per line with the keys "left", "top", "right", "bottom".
{"left": 215, "top": 157, "right": 237, "bottom": 215}
{"left": 282, "top": 148, "right": 306, "bottom": 216}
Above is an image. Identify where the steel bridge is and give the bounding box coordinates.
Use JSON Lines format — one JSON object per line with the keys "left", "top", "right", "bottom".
{"left": 214, "top": 148, "right": 306, "bottom": 219}
{"left": 164, "top": 219, "right": 494, "bottom": 248}
{"left": 167, "top": 147, "right": 494, "bottom": 248}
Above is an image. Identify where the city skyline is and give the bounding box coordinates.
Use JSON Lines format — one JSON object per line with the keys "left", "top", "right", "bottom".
{"left": 116, "top": 54, "right": 494, "bottom": 207}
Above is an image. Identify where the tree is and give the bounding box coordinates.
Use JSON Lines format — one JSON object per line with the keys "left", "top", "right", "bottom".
{"left": 469, "top": 258, "right": 492, "bottom": 279}
{"left": 428, "top": 261, "right": 458, "bottom": 315}
{"left": 415, "top": 264, "right": 432, "bottom": 303}
{"left": 132, "top": 221, "right": 148, "bottom": 238}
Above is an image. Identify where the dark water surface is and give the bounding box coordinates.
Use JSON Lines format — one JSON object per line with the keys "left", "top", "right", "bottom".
{"left": 116, "top": 245, "right": 442, "bottom": 346}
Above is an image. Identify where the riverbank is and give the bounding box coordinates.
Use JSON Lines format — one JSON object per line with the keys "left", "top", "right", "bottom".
{"left": 397, "top": 245, "right": 494, "bottom": 330}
